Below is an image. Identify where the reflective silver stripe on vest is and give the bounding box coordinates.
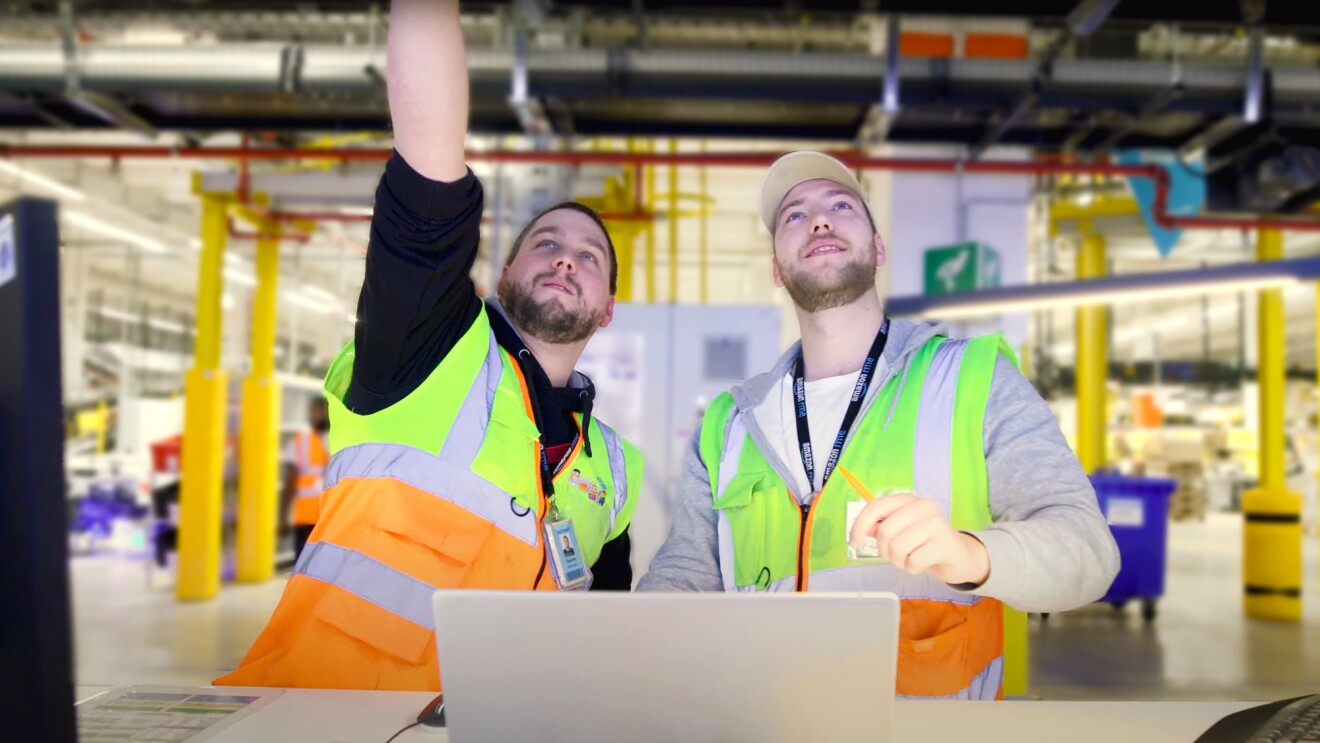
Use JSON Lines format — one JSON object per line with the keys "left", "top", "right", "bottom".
{"left": 718, "top": 510, "right": 740, "bottom": 592}
{"left": 437, "top": 332, "right": 505, "bottom": 468}
{"left": 897, "top": 655, "right": 1003, "bottom": 701}
{"left": 729, "top": 574, "right": 796, "bottom": 593}
{"left": 294, "top": 541, "right": 436, "bottom": 630}
{"left": 806, "top": 565, "right": 980, "bottom": 605}
{"left": 912, "top": 339, "right": 969, "bottom": 524}
{"left": 716, "top": 413, "right": 749, "bottom": 591}
{"left": 323, "top": 442, "right": 540, "bottom": 547}
{"left": 715, "top": 413, "right": 748, "bottom": 503}
{"left": 596, "top": 420, "right": 629, "bottom": 535}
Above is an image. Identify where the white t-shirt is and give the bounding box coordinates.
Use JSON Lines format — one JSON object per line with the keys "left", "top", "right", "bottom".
{"left": 752, "top": 362, "right": 888, "bottom": 503}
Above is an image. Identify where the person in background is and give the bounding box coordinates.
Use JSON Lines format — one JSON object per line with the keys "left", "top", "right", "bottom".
{"left": 280, "top": 396, "right": 330, "bottom": 563}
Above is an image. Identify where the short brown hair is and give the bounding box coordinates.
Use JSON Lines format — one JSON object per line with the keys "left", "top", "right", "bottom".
{"left": 505, "top": 202, "right": 619, "bottom": 295}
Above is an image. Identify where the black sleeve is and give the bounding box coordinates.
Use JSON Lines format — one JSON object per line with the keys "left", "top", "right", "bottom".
{"left": 345, "top": 151, "right": 486, "bottom": 415}
{"left": 589, "top": 528, "right": 633, "bottom": 591}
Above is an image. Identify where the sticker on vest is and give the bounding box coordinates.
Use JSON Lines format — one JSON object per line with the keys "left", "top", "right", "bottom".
{"left": 845, "top": 489, "right": 911, "bottom": 562}
{"left": 567, "top": 469, "right": 609, "bottom": 507}
{"left": 545, "top": 519, "right": 593, "bottom": 591}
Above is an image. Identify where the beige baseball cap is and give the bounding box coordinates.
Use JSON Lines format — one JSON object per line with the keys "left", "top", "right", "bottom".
{"left": 759, "top": 151, "right": 867, "bottom": 233}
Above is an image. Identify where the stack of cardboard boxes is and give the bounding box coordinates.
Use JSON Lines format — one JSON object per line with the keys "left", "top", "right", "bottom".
{"left": 1123, "top": 430, "right": 1210, "bottom": 522}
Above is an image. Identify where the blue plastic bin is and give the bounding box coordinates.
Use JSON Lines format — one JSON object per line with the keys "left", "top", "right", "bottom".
{"left": 1089, "top": 473, "right": 1178, "bottom": 621}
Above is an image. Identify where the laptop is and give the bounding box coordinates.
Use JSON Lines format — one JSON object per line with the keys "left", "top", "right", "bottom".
{"left": 432, "top": 590, "right": 900, "bottom": 743}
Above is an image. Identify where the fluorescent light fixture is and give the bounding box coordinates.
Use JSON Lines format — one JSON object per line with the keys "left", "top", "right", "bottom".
{"left": 336, "top": 206, "right": 376, "bottom": 217}
{"left": 913, "top": 275, "right": 1301, "bottom": 320}
{"left": 96, "top": 307, "right": 138, "bottom": 323}
{"left": 299, "top": 285, "right": 340, "bottom": 305}
{"left": 284, "top": 290, "right": 338, "bottom": 312}
{"left": 65, "top": 211, "right": 168, "bottom": 254}
{"left": 147, "top": 317, "right": 191, "bottom": 334}
{"left": 223, "top": 268, "right": 257, "bottom": 287}
{"left": 0, "top": 160, "right": 87, "bottom": 203}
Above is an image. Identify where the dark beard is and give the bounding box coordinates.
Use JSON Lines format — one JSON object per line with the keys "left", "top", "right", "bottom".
{"left": 497, "top": 273, "right": 604, "bottom": 345}
{"left": 777, "top": 254, "right": 876, "bottom": 313}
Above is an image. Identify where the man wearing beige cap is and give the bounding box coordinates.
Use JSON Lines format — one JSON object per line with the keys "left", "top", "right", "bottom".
{"left": 638, "top": 151, "right": 1118, "bottom": 700}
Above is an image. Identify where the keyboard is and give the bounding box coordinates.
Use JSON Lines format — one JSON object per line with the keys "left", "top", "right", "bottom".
{"left": 1250, "top": 695, "right": 1320, "bottom": 743}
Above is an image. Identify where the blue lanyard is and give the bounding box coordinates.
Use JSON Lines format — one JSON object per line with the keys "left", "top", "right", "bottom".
{"left": 791, "top": 318, "right": 889, "bottom": 492}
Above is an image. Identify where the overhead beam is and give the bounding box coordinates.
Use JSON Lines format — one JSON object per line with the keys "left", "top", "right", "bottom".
{"left": 972, "top": 0, "right": 1123, "bottom": 158}
{"left": 1088, "top": 82, "right": 1184, "bottom": 155}
{"left": 68, "top": 91, "right": 159, "bottom": 137}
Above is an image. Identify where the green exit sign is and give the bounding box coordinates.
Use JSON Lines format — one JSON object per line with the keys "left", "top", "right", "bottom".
{"left": 923, "top": 242, "right": 1001, "bottom": 295}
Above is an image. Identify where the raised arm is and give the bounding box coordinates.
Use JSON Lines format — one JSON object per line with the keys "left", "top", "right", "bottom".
{"left": 344, "top": 0, "right": 485, "bottom": 415}
{"left": 387, "top": 0, "right": 469, "bottom": 182}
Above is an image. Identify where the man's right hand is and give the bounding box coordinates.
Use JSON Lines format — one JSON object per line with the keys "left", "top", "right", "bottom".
{"left": 387, "top": 0, "right": 469, "bottom": 183}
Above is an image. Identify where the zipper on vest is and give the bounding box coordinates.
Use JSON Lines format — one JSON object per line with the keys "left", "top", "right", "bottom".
{"left": 532, "top": 441, "right": 550, "bottom": 590}
{"left": 793, "top": 495, "right": 819, "bottom": 592}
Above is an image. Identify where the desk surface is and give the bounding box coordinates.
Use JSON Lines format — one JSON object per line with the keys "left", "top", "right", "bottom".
{"left": 76, "top": 686, "right": 1257, "bottom": 743}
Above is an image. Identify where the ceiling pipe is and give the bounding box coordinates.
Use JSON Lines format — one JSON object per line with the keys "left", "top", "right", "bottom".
{"left": 4, "top": 144, "right": 1320, "bottom": 231}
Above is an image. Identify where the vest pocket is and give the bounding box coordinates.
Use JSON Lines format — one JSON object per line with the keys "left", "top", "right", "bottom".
{"left": 897, "top": 599, "right": 973, "bottom": 698}
{"left": 713, "top": 471, "right": 776, "bottom": 590}
{"left": 374, "top": 493, "right": 489, "bottom": 572}
{"left": 313, "top": 587, "right": 433, "bottom": 666}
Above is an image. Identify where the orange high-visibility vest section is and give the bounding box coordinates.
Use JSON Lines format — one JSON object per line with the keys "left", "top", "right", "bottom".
{"left": 215, "top": 309, "right": 643, "bottom": 691}
{"left": 291, "top": 429, "right": 329, "bottom": 527}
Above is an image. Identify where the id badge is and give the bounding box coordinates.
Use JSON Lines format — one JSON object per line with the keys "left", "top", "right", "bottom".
{"left": 844, "top": 489, "right": 910, "bottom": 562}
{"left": 544, "top": 518, "right": 593, "bottom": 591}
{"left": 845, "top": 501, "right": 884, "bottom": 561}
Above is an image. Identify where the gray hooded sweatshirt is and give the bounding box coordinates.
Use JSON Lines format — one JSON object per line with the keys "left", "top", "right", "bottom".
{"left": 637, "top": 318, "right": 1121, "bottom": 614}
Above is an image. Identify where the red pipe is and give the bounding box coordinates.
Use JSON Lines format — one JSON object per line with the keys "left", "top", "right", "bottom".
{"left": 236, "top": 133, "right": 251, "bottom": 206}
{"left": 5, "top": 144, "right": 1320, "bottom": 231}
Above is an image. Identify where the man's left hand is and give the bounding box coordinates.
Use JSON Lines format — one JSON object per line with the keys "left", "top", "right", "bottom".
{"left": 848, "top": 493, "right": 990, "bottom": 586}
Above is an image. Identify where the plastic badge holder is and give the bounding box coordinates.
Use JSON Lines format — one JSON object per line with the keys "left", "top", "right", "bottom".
{"left": 844, "top": 488, "right": 911, "bottom": 562}
{"left": 544, "top": 518, "right": 593, "bottom": 591}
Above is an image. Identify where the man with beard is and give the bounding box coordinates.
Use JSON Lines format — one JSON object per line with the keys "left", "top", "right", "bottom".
{"left": 215, "top": 0, "right": 642, "bottom": 691}
{"left": 638, "top": 152, "right": 1118, "bottom": 700}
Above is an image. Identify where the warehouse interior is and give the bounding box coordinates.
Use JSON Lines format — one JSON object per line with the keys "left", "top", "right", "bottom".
{"left": 4, "top": 0, "right": 1320, "bottom": 726}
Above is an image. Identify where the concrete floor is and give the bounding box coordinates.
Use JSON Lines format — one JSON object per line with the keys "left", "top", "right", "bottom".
{"left": 71, "top": 513, "right": 1320, "bottom": 701}
{"left": 1029, "top": 513, "right": 1320, "bottom": 701}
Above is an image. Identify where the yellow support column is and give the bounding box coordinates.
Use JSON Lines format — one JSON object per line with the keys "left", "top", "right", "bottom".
{"left": 1002, "top": 604, "right": 1029, "bottom": 698}
{"left": 602, "top": 139, "right": 638, "bottom": 302}
{"left": 1075, "top": 228, "right": 1108, "bottom": 473}
{"left": 668, "top": 138, "right": 679, "bottom": 304}
{"left": 1244, "top": 228, "right": 1302, "bottom": 621}
{"left": 235, "top": 226, "right": 282, "bottom": 583}
{"left": 96, "top": 398, "right": 108, "bottom": 455}
{"left": 699, "top": 141, "right": 709, "bottom": 305}
{"left": 177, "top": 195, "right": 229, "bottom": 601}
{"left": 645, "top": 140, "right": 657, "bottom": 303}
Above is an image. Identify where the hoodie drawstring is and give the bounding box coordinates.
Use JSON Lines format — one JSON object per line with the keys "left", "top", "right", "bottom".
{"left": 579, "top": 387, "right": 594, "bottom": 457}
